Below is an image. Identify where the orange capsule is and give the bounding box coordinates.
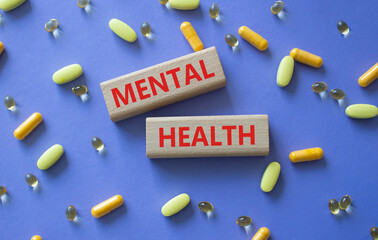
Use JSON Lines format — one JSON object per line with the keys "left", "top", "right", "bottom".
{"left": 238, "top": 26, "right": 268, "bottom": 51}
{"left": 14, "top": 112, "right": 43, "bottom": 140}
{"left": 91, "top": 195, "right": 124, "bottom": 218}
{"left": 31, "top": 236, "right": 42, "bottom": 240}
{"left": 290, "top": 48, "right": 323, "bottom": 68}
{"left": 358, "top": 62, "right": 378, "bottom": 87}
{"left": 0, "top": 41, "right": 4, "bottom": 55}
{"left": 180, "top": 22, "right": 204, "bottom": 52}
{"left": 252, "top": 227, "right": 270, "bottom": 240}
{"left": 289, "top": 147, "right": 324, "bottom": 163}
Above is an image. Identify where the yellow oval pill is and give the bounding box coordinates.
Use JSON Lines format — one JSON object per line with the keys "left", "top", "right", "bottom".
{"left": 52, "top": 64, "right": 83, "bottom": 84}
{"left": 0, "top": 41, "right": 4, "bottom": 55}
{"left": 37, "top": 144, "right": 64, "bottom": 170}
{"left": 277, "top": 56, "right": 294, "bottom": 87}
{"left": 289, "top": 147, "right": 323, "bottom": 163}
{"left": 31, "top": 235, "right": 42, "bottom": 240}
{"left": 0, "top": 0, "right": 25, "bottom": 11}
{"left": 14, "top": 112, "right": 43, "bottom": 140}
{"left": 161, "top": 193, "right": 190, "bottom": 217}
{"left": 345, "top": 104, "right": 378, "bottom": 119}
{"left": 169, "top": 0, "right": 200, "bottom": 10}
{"left": 91, "top": 195, "right": 124, "bottom": 218}
{"left": 260, "top": 162, "right": 280, "bottom": 193}
{"left": 252, "top": 227, "right": 270, "bottom": 240}
{"left": 358, "top": 62, "right": 378, "bottom": 87}
{"left": 109, "top": 19, "right": 137, "bottom": 43}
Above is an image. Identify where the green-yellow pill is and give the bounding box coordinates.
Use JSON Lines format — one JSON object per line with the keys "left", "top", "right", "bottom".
{"left": 168, "top": 0, "right": 199, "bottom": 10}
{"left": 260, "top": 162, "right": 281, "bottom": 192}
{"left": 161, "top": 193, "right": 190, "bottom": 217}
{"left": 0, "top": 0, "right": 25, "bottom": 11}
{"left": 37, "top": 144, "right": 64, "bottom": 170}
{"left": 52, "top": 64, "right": 83, "bottom": 85}
{"left": 277, "top": 56, "right": 294, "bottom": 87}
{"left": 345, "top": 104, "right": 378, "bottom": 119}
{"left": 109, "top": 19, "right": 137, "bottom": 43}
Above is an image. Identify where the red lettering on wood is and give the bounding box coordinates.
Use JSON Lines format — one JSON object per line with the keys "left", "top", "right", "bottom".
{"left": 135, "top": 79, "right": 151, "bottom": 100}
{"left": 111, "top": 84, "right": 137, "bottom": 108}
{"left": 239, "top": 125, "right": 255, "bottom": 145}
{"left": 185, "top": 63, "right": 202, "bottom": 85}
{"left": 166, "top": 67, "right": 181, "bottom": 89}
{"left": 192, "top": 126, "right": 209, "bottom": 146}
{"left": 159, "top": 127, "right": 176, "bottom": 147}
{"left": 222, "top": 125, "right": 237, "bottom": 145}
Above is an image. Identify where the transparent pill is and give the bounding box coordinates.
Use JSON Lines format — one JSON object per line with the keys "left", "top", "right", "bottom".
{"left": 45, "top": 19, "right": 58, "bottom": 32}
{"left": 198, "top": 201, "right": 214, "bottom": 213}
{"left": 271, "top": 1, "right": 284, "bottom": 14}
{"left": 337, "top": 21, "right": 349, "bottom": 36}
{"left": 141, "top": 22, "right": 151, "bottom": 37}
{"left": 4, "top": 95, "right": 15, "bottom": 110}
{"left": 328, "top": 199, "right": 340, "bottom": 215}
{"left": 25, "top": 173, "right": 38, "bottom": 188}
{"left": 0, "top": 186, "right": 6, "bottom": 196}
{"left": 225, "top": 34, "right": 239, "bottom": 47}
{"left": 371, "top": 227, "right": 378, "bottom": 240}
{"left": 66, "top": 205, "right": 77, "bottom": 221}
{"left": 209, "top": 3, "right": 219, "bottom": 19}
{"left": 72, "top": 85, "right": 88, "bottom": 96}
{"left": 77, "top": 0, "right": 89, "bottom": 8}
{"left": 236, "top": 216, "right": 252, "bottom": 227}
{"left": 339, "top": 195, "right": 351, "bottom": 210}
{"left": 312, "top": 82, "right": 327, "bottom": 93}
{"left": 91, "top": 136, "right": 104, "bottom": 151}
{"left": 159, "top": 0, "right": 168, "bottom": 4}
{"left": 330, "top": 89, "right": 345, "bottom": 100}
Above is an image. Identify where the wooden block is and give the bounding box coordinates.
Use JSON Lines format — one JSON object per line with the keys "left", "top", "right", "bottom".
{"left": 100, "top": 47, "right": 226, "bottom": 122}
{"left": 146, "top": 115, "right": 269, "bottom": 158}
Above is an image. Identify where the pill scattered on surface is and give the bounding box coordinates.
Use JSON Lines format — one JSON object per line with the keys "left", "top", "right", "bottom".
{"left": 371, "top": 227, "right": 378, "bottom": 240}
{"left": 0, "top": 0, "right": 26, "bottom": 11}
{"left": 198, "top": 201, "right": 213, "bottom": 213}
{"left": 141, "top": 21, "right": 151, "bottom": 37}
{"left": 0, "top": 41, "right": 4, "bottom": 55}
{"left": 358, "top": 62, "right": 378, "bottom": 87}
{"left": 0, "top": 186, "right": 7, "bottom": 196}
{"left": 66, "top": 205, "right": 77, "bottom": 221}
{"left": 330, "top": 89, "right": 345, "bottom": 100}
{"left": 260, "top": 162, "right": 280, "bottom": 192}
{"left": 271, "top": 1, "right": 284, "bottom": 14}
{"left": 312, "top": 82, "right": 327, "bottom": 93}
{"left": 91, "top": 136, "right": 104, "bottom": 151}
{"left": 4, "top": 95, "right": 15, "bottom": 110}
{"left": 328, "top": 199, "right": 340, "bottom": 215}
{"left": 345, "top": 104, "right": 378, "bottom": 119}
{"left": 225, "top": 34, "right": 238, "bottom": 47}
{"left": 45, "top": 19, "right": 59, "bottom": 32}
{"left": 209, "top": 3, "right": 219, "bottom": 19}
{"left": 109, "top": 18, "right": 137, "bottom": 43}
{"left": 91, "top": 195, "right": 124, "bottom": 218}
{"left": 289, "top": 147, "right": 323, "bottom": 163}
{"left": 159, "top": 0, "right": 168, "bottom": 4}
{"left": 72, "top": 85, "right": 88, "bottom": 96}
{"left": 180, "top": 21, "right": 203, "bottom": 52}
{"left": 252, "top": 227, "right": 270, "bottom": 240}
{"left": 25, "top": 173, "right": 38, "bottom": 187}
{"left": 337, "top": 21, "right": 349, "bottom": 36}
{"left": 169, "top": 0, "right": 199, "bottom": 10}
{"left": 31, "top": 236, "right": 42, "bottom": 240}
{"left": 236, "top": 216, "right": 252, "bottom": 227}
{"left": 290, "top": 48, "right": 323, "bottom": 68}
{"left": 37, "top": 144, "right": 64, "bottom": 170}
{"left": 14, "top": 112, "right": 43, "bottom": 140}
{"left": 53, "top": 64, "right": 83, "bottom": 85}
{"left": 161, "top": 193, "right": 190, "bottom": 217}
{"left": 276, "top": 56, "right": 294, "bottom": 87}
{"left": 77, "top": 0, "right": 89, "bottom": 8}
{"left": 339, "top": 195, "right": 351, "bottom": 210}
{"left": 238, "top": 26, "right": 268, "bottom": 51}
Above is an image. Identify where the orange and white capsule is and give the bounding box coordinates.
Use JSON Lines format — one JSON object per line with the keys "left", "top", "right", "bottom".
{"left": 290, "top": 48, "right": 323, "bottom": 68}
{"left": 289, "top": 147, "right": 324, "bottom": 163}
{"left": 91, "top": 195, "right": 124, "bottom": 218}
{"left": 252, "top": 227, "right": 270, "bottom": 240}
{"left": 14, "top": 113, "right": 43, "bottom": 140}
{"left": 238, "top": 26, "right": 268, "bottom": 51}
{"left": 358, "top": 62, "right": 378, "bottom": 87}
{"left": 0, "top": 41, "right": 4, "bottom": 55}
{"left": 180, "top": 22, "right": 204, "bottom": 52}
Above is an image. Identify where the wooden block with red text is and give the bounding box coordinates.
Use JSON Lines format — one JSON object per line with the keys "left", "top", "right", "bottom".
{"left": 146, "top": 115, "right": 269, "bottom": 158}
{"left": 100, "top": 47, "right": 226, "bottom": 122}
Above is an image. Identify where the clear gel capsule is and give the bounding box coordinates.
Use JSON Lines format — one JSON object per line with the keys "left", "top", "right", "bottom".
{"left": 209, "top": 3, "right": 219, "bottom": 19}
{"left": 66, "top": 205, "right": 77, "bottom": 221}
{"left": 236, "top": 216, "right": 252, "bottom": 227}
{"left": 337, "top": 21, "right": 349, "bottom": 36}
{"left": 78, "top": 0, "right": 89, "bottom": 8}
{"left": 330, "top": 89, "right": 345, "bottom": 100}
{"left": 45, "top": 19, "right": 61, "bottom": 38}
{"left": 198, "top": 201, "right": 214, "bottom": 213}
{"left": 271, "top": 1, "right": 284, "bottom": 14}
{"left": 328, "top": 199, "right": 340, "bottom": 215}
{"left": 91, "top": 137, "right": 104, "bottom": 151}
{"left": 72, "top": 85, "right": 87, "bottom": 96}
{"left": 4, "top": 95, "right": 15, "bottom": 110}
{"left": 159, "top": 0, "right": 168, "bottom": 4}
{"left": 371, "top": 227, "right": 378, "bottom": 240}
{"left": 141, "top": 22, "right": 151, "bottom": 37}
{"left": 0, "top": 186, "right": 6, "bottom": 196}
{"left": 312, "top": 82, "right": 327, "bottom": 93}
{"left": 339, "top": 195, "right": 351, "bottom": 210}
{"left": 225, "top": 34, "right": 238, "bottom": 47}
{"left": 25, "top": 173, "right": 38, "bottom": 188}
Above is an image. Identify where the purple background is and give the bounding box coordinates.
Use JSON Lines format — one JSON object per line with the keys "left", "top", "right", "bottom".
{"left": 0, "top": 0, "right": 377, "bottom": 239}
